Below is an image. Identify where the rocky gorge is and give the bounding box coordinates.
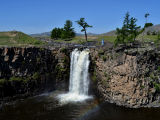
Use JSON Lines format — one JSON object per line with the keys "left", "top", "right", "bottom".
{"left": 1, "top": 42, "right": 160, "bottom": 109}
{"left": 89, "top": 42, "right": 160, "bottom": 108}
{"left": 0, "top": 46, "right": 71, "bottom": 109}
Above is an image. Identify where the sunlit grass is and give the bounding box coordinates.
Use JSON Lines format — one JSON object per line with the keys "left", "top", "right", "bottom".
{"left": 0, "top": 31, "right": 159, "bottom": 47}
{"left": 0, "top": 31, "right": 47, "bottom": 47}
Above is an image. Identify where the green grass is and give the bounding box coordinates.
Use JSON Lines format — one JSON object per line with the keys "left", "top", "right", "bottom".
{"left": 44, "top": 35, "right": 117, "bottom": 44}
{"left": 137, "top": 35, "right": 159, "bottom": 42}
{"left": 1, "top": 31, "right": 160, "bottom": 47}
{"left": 0, "top": 31, "right": 47, "bottom": 47}
{"left": 40, "top": 35, "right": 160, "bottom": 44}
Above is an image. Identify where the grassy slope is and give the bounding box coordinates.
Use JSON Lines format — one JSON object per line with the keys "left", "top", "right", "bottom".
{"left": 0, "top": 31, "right": 47, "bottom": 47}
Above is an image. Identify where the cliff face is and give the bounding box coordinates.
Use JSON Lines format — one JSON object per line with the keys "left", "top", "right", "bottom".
{"left": 0, "top": 47, "right": 71, "bottom": 107}
{"left": 1, "top": 44, "right": 160, "bottom": 109}
{"left": 89, "top": 46, "right": 160, "bottom": 108}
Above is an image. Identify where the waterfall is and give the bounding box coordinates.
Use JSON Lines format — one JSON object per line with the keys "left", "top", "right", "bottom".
{"left": 69, "top": 48, "right": 90, "bottom": 95}
{"left": 58, "top": 48, "right": 92, "bottom": 104}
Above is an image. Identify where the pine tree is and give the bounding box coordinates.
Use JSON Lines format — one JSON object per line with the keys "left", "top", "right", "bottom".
{"left": 51, "top": 27, "right": 58, "bottom": 40}
{"left": 129, "top": 17, "right": 141, "bottom": 41}
{"left": 57, "top": 28, "right": 62, "bottom": 38}
{"left": 75, "top": 18, "right": 93, "bottom": 41}
{"left": 63, "top": 20, "right": 76, "bottom": 39}
{"left": 114, "top": 12, "right": 141, "bottom": 47}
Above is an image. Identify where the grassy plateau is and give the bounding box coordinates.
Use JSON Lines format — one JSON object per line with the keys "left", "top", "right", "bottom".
{"left": 0, "top": 31, "right": 160, "bottom": 47}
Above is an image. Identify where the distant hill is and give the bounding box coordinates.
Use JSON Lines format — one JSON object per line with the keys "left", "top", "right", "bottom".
{"left": 100, "top": 30, "right": 117, "bottom": 36}
{"left": 139, "top": 24, "right": 160, "bottom": 35}
{"left": 0, "top": 31, "right": 46, "bottom": 47}
{"left": 29, "top": 32, "right": 51, "bottom": 37}
{"left": 29, "top": 32, "right": 99, "bottom": 37}
{"left": 99, "top": 24, "right": 160, "bottom": 36}
{"left": 87, "top": 32, "right": 99, "bottom": 36}
{"left": 28, "top": 24, "right": 160, "bottom": 37}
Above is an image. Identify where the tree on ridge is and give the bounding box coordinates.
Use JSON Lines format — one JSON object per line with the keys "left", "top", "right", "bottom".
{"left": 75, "top": 18, "right": 93, "bottom": 41}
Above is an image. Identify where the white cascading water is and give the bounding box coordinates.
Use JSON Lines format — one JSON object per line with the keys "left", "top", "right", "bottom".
{"left": 58, "top": 48, "right": 92, "bottom": 104}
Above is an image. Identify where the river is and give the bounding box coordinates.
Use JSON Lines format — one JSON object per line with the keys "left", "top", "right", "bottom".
{"left": 1, "top": 90, "right": 160, "bottom": 120}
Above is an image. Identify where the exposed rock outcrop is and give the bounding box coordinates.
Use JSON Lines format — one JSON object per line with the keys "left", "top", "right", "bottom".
{"left": 0, "top": 46, "right": 71, "bottom": 109}
{"left": 89, "top": 45, "right": 160, "bottom": 108}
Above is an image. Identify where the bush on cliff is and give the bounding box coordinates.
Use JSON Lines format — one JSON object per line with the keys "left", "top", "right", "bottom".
{"left": 102, "top": 56, "right": 106, "bottom": 61}
{"left": 33, "top": 72, "right": 40, "bottom": 80}
{"left": 61, "top": 48, "right": 66, "bottom": 53}
{"left": 0, "top": 79, "right": 6, "bottom": 88}
{"left": 92, "top": 76, "right": 96, "bottom": 83}
{"left": 153, "top": 82, "right": 160, "bottom": 92}
{"left": 22, "top": 60, "right": 25, "bottom": 65}
{"left": 9, "top": 76, "right": 25, "bottom": 82}
{"left": 98, "top": 50, "right": 104, "bottom": 56}
{"left": 158, "top": 66, "right": 160, "bottom": 73}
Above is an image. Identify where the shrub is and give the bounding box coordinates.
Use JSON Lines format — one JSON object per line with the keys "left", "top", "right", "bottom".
{"left": 0, "top": 79, "right": 6, "bottom": 88}
{"left": 98, "top": 50, "right": 104, "bottom": 57}
{"left": 98, "top": 53, "right": 100, "bottom": 58}
{"left": 104, "top": 72, "right": 107, "bottom": 77}
{"left": 63, "top": 56, "right": 69, "bottom": 63}
{"left": 137, "top": 78, "right": 142, "bottom": 83}
{"left": 153, "top": 82, "right": 160, "bottom": 92}
{"left": 150, "top": 75, "right": 154, "bottom": 79}
{"left": 34, "top": 72, "right": 40, "bottom": 80}
{"left": 145, "top": 68, "right": 149, "bottom": 75}
{"left": 92, "top": 75, "right": 96, "bottom": 83}
{"left": 102, "top": 56, "right": 106, "bottom": 61}
{"left": 22, "top": 60, "right": 25, "bottom": 65}
{"left": 140, "top": 85, "right": 145, "bottom": 89}
{"left": 9, "top": 76, "right": 23, "bottom": 82}
{"left": 155, "top": 76, "right": 158, "bottom": 80}
{"left": 158, "top": 66, "right": 160, "bottom": 73}
{"left": 107, "top": 76, "right": 111, "bottom": 80}
{"left": 61, "top": 48, "right": 66, "bottom": 53}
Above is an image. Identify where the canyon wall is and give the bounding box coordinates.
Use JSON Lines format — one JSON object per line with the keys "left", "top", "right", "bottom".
{"left": 1, "top": 43, "right": 160, "bottom": 108}
{"left": 0, "top": 46, "right": 72, "bottom": 108}
{"left": 89, "top": 45, "right": 160, "bottom": 108}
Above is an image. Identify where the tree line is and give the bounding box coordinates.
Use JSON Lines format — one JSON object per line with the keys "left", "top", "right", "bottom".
{"left": 51, "top": 13, "right": 159, "bottom": 45}
{"left": 51, "top": 18, "right": 92, "bottom": 41}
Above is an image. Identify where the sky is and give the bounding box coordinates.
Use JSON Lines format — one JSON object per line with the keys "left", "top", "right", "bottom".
{"left": 0, "top": 0, "right": 160, "bottom": 35}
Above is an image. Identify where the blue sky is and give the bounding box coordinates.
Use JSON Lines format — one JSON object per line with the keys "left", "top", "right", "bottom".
{"left": 0, "top": 0, "right": 160, "bottom": 34}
